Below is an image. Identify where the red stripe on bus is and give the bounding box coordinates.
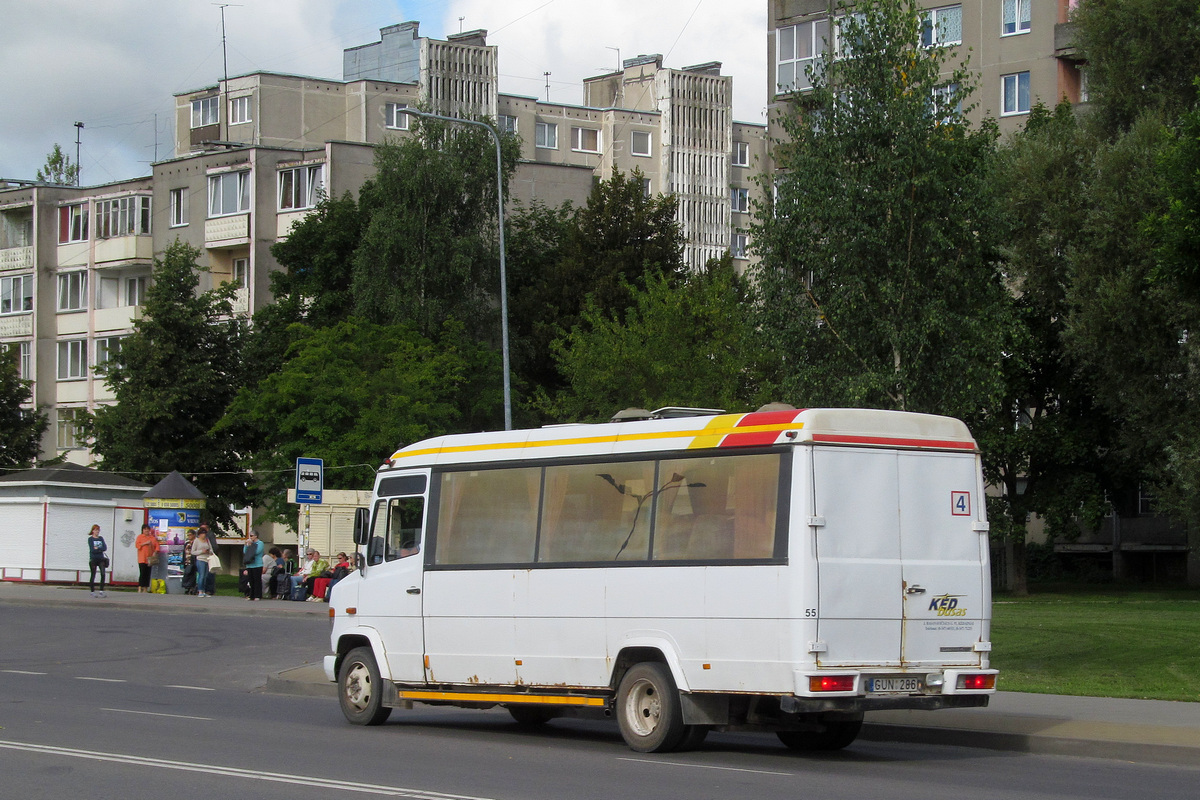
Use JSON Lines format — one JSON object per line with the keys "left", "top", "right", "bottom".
{"left": 735, "top": 410, "right": 805, "bottom": 427}
{"left": 810, "top": 433, "right": 976, "bottom": 450}
{"left": 719, "top": 431, "right": 786, "bottom": 448}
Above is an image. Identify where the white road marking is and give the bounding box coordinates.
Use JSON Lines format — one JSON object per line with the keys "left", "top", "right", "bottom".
{"left": 165, "top": 684, "right": 216, "bottom": 691}
{"left": 0, "top": 739, "right": 500, "bottom": 799}
{"left": 617, "top": 756, "right": 793, "bottom": 776}
{"left": 101, "top": 708, "right": 214, "bottom": 721}
{"left": 1, "top": 670, "right": 47, "bottom": 675}
{"left": 76, "top": 677, "right": 125, "bottom": 683}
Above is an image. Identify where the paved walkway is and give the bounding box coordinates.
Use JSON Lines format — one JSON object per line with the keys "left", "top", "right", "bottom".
{"left": 5, "top": 580, "right": 1199, "bottom": 766}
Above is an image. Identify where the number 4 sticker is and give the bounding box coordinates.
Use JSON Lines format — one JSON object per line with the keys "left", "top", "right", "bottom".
{"left": 951, "top": 491, "right": 971, "bottom": 516}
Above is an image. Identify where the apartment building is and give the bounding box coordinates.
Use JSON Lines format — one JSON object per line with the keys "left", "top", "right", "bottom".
{"left": 767, "top": 0, "right": 1085, "bottom": 141}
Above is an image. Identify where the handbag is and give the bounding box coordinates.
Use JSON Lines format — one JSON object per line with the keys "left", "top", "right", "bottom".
{"left": 207, "top": 552, "right": 222, "bottom": 572}
{"left": 101, "top": 556, "right": 110, "bottom": 568}
{"left": 147, "top": 551, "right": 160, "bottom": 566}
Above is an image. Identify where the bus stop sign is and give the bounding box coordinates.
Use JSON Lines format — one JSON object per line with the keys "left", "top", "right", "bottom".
{"left": 296, "top": 457, "right": 324, "bottom": 504}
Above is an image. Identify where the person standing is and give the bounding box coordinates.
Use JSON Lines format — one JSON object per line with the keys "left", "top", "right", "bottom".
{"left": 181, "top": 531, "right": 197, "bottom": 594}
{"left": 242, "top": 531, "right": 265, "bottom": 601}
{"left": 198, "top": 523, "right": 219, "bottom": 596}
{"left": 135, "top": 524, "right": 157, "bottom": 594}
{"left": 87, "top": 524, "right": 108, "bottom": 597}
{"left": 191, "top": 526, "right": 213, "bottom": 598}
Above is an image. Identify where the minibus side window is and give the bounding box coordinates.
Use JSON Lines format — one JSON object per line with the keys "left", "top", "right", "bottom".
{"left": 386, "top": 496, "right": 424, "bottom": 561}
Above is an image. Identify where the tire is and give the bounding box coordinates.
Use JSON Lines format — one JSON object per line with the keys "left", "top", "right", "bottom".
{"left": 676, "top": 724, "right": 709, "bottom": 751}
{"left": 776, "top": 716, "right": 863, "bottom": 751}
{"left": 337, "top": 646, "right": 393, "bottom": 726}
{"left": 507, "top": 705, "right": 558, "bottom": 726}
{"left": 616, "top": 662, "right": 686, "bottom": 753}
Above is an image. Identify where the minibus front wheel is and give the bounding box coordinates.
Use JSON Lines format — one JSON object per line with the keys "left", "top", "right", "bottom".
{"left": 338, "top": 646, "right": 393, "bottom": 726}
{"left": 616, "top": 662, "right": 687, "bottom": 752}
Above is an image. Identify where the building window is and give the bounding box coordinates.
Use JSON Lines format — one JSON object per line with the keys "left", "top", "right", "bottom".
{"left": 278, "top": 164, "right": 325, "bottom": 211}
{"left": 58, "top": 203, "right": 88, "bottom": 243}
{"left": 385, "top": 102, "right": 409, "bottom": 130}
{"left": 499, "top": 114, "right": 517, "bottom": 135}
{"left": 731, "top": 187, "right": 750, "bottom": 213}
{"left": 169, "top": 188, "right": 188, "bottom": 227}
{"left": 931, "top": 82, "right": 963, "bottom": 122}
{"left": 57, "top": 340, "right": 87, "bottom": 381}
{"left": 57, "top": 407, "right": 84, "bottom": 449}
{"left": 1002, "top": 72, "right": 1031, "bottom": 115}
{"left": 776, "top": 19, "right": 830, "bottom": 93}
{"left": 208, "top": 171, "right": 250, "bottom": 217}
{"left": 1003, "top": 0, "right": 1031, "bottom": 35}
{"left": 535, "top": 122, "right": 558, "bottom": 149}
{"left": 58, "top": 271, "right": 87, "bottom": 312}
{"left": 642, "top": 178, "right": 652, "bottom": 197}
{"left": 630, "top": 131, "right": 651, "bottom": 157}
{"left": 230, "top": 95, "right": 251, "bottom": 125}
{"left": 572, "top": 127, "right": 600, "bottom": 153}
{"left": 233, "top": 258, "right": 249, "bottom": 288}
{"left": 731, "top": 233, "right": 748, "bottom": 260}
{"left": 923, "top": 5, "right": 963, "bottom": 46}
{"left": 733, "top": 141, "right": 750, "bottom": 167}
{"left": 94, "top": 336, "right": 124, "bottom": 373}
{"left": 95, "top": 196, "right": 151, "bottom": 239}
{"left": 125, "top": 276, "right": 146, "bottom": 307}
{"left": 18, "top": 341, "right": 32, "bottom": 380}
{"left": 191, "top": 96, "right": 219, "bottom": 128}
{"left": 1, "top": 274, "right": 33, "bottom": 314}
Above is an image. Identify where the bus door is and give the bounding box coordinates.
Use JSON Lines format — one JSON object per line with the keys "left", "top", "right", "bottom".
{"left": 358, "top": 473, "right": 429, "bottom": 684}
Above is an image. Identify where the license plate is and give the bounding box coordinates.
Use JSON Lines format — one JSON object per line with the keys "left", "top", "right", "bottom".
{"left": 867, "top": 677, "right": 923, "bottom": 693}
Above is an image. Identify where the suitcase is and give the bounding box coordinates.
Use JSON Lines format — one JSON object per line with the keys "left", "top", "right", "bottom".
{"left": 290, "top": 580, "right": 307, "bottom": 601}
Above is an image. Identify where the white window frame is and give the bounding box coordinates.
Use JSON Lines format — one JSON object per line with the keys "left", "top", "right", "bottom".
{"left": 208, "top": 171, "right": 251, "bottom": 218}
{"left": 535, "top": 122, "right": 558, "bottom": 150}
{"left": 630, "top": 130, "right": 652, "bottom": 157}
{"left": 1002, "top": 0, "right": 1032, "bottom": 36}
{"left": 733, "top": 141, "right": 750, "bottom": 167}
{"left": 58, "top": 271, "right": 87, "bottom": 312}
{"left": 385, "top": 102, "right": 410, "bottom": 130}
{"left": 1, "top": 274, "right": 34, "bottom": 315}
{"left": 125, "top": 275, "right": 146, "bottom": 307}
{"left": 776, "top": 19, "right": 830, "bottom": 94}
{"left": 57, "top": 340, "right": 87, "bottom": 381}
{"left": 94, "top": 335, "right": 124, "bottom": 373}
{"left": 18, "top": 341, "right": 32, "bottom": 380}
{"left": 229, "top": 95, "right": 252, "bottom": 125}
{"left": 931, "top": 82, "right": 963, "bottom": 122}
{"left": 1001, "top": 72, "right": 1031, "bottom": 116}
{"left": 59, "top": 203, "right": 88, "bottom": 244}
{"left": 731, "top": 187, "right": 750, "bottom": 214}
{"left": 57, "top": 407, "right": 84, "bottom": 449}
{"left": 499, "top": 115, "right": 518, "bottom": 135}
{"left": 642, "top": 178, "right": 652, "bottom": 197}
{"left": 572, "top": 126, "right": 600, "bottom": 154}
{"left": 731, "top": 233, "right": 748, "bottom": 260}
{"left": 922, "top": 5, "right": 963, "bottom": 47}
{"left": 278, "top": 164, "right": 325, "bottom": 211}
{"left": 169, "top": 188, "right": 188, "bottom": 227}
{"left": 95, "top": 196, "right": 151, "bottom": 239}
{"left": 834, "top": 12, "right": 867, "bottom": 60}
{"left": 191, "top": 96, "right": 219, "bottom": 128}
{"left": 232, "top": 257, "right": 250, "bottom": 288}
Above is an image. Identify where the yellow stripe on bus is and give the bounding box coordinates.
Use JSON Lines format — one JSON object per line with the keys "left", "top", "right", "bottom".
{"left": 396, "top": 690, "right": 608, "bottom": 707}
{"left": 390, "top": 416, "right": 803, "bottom": 462}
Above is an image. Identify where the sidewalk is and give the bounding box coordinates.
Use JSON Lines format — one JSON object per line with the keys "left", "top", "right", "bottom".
{"left": 5, "top": 580, "right": 1200, "bottom": 766}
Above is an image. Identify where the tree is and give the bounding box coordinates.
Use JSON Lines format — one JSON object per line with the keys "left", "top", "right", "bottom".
{"left": 0, "top": 347, "right": 48, "bottom": 469}
{"left": 1073, "top": 0, "right": 1200, "bottom": 135}
{"left": 215, "top": 318, "right": 501, "bottom": 524}
{"left": 752, "top": 0, "right": 1012, "bottom": 423}
{"left": 90, "top": 241, "right": 245, "bottom": 525}
{"left": 352, "top": 119, "right": 521, "bottom": 342}
{"left": 549, "top": 257, "right": 767, "bottom": 421}
{"left": 36, "top": 143, "right": 79, "bottom": 185}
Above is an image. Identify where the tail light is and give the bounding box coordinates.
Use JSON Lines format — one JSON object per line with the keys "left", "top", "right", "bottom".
{"left": 957, "top": 673, "right": 996, "bottom": 690}
{"left": 809, "top": 675, "right": 856, "bottom": 692}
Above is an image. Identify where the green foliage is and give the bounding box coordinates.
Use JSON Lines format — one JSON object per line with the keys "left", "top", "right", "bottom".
{"left": 1150, "top": 92, "right": 1200, "bottom": 294}
{"left": 1073, "top": 0, "right": 1200, "bottom": 134}
{"left": 270, "top": 191, "right": 363, "bottom": 328}
{"left": 0, "top": 346, "right": 48, "bottom": 469}
{"left": 90, "top": 241, "right": 245, "bottom": 525}
{"left": 753, "top": 0, "right": 1011, "bottom": 421}
{"left": 352, "top": 120, "right": 520, "bottom": 341}
{"left": 215, "top": 318, "right": 500, "bottom": 524}
{"left": 36, "top": 143, "right": 79, "bottom": 185}
{"left": 548, "top": 257, "right": 766, "bottom": 422}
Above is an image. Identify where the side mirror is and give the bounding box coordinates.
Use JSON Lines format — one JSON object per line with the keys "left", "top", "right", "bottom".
{"left": 353, "top": 507, "right": 370, "bottom": 546}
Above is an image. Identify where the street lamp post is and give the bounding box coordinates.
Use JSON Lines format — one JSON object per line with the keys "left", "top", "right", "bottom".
{"left": 401, "top": 109, "right": 512, "bottom": 431}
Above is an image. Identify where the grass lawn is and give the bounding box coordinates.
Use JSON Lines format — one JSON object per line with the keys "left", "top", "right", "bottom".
{"left": 991, "top": 588, "right": 1200, "bottom": 702}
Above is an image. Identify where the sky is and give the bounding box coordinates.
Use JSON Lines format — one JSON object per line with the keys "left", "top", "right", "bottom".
{"left": 0, "top": 0, "right": 768, "bottom": 186}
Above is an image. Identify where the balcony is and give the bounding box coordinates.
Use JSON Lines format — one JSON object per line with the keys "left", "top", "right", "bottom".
{"left": 0, "top": 245, "right": 33, "bottom": 272}
{"left": 95, "top": 305, "right": 142, "bottom": 333}
{"left": 205, "top": 214, "right": 250, "bottom": 249}
{"left": 95, "top": 235, "right": 153, "bottom": 265}
{"left": 1055, "top": 22, "right": 1081, "bottom": 61}
{"left": 231, "top": 286, "right": 250, "bottom": 315}
{"left": 0, "top": 314, "right": 33, "bottom": 337}
{"left": 57, "top": 242, "right": 89, "bottom": 267}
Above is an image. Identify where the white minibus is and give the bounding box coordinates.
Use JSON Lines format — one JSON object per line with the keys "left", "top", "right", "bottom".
{"left": 324, "top": 407, "right": 997, "bottom": 752}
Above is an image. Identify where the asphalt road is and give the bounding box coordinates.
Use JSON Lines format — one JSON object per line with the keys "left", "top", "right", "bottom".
{"left": 2, "top": 603, "right": 1198, "bottom": 800}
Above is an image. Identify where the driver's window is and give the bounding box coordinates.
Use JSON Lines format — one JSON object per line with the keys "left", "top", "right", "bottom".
{"left": 385, "top": 496, "right": 424, "bottom": 561}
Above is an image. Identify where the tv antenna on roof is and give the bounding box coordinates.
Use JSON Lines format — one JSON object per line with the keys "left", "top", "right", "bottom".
{"left": 544, "top": 72, "right": 551, "bottom": 102}
{"left": 214, "top": 3, "right": 243, "bottom": 141}
{"left": 459, "top": 16, "right": 465, "bottom": 33}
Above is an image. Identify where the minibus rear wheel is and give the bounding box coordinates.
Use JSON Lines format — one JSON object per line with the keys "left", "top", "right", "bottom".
{"left": 616, "top": 662, "right": 686, "bottom": 752}
{"left": 338, "top": 647, "right": 392, "bottom": 726}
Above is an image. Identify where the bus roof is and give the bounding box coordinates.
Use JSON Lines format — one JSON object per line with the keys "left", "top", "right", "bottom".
{"left": 383, "top": 408, "right": 977, "bottom": 470}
